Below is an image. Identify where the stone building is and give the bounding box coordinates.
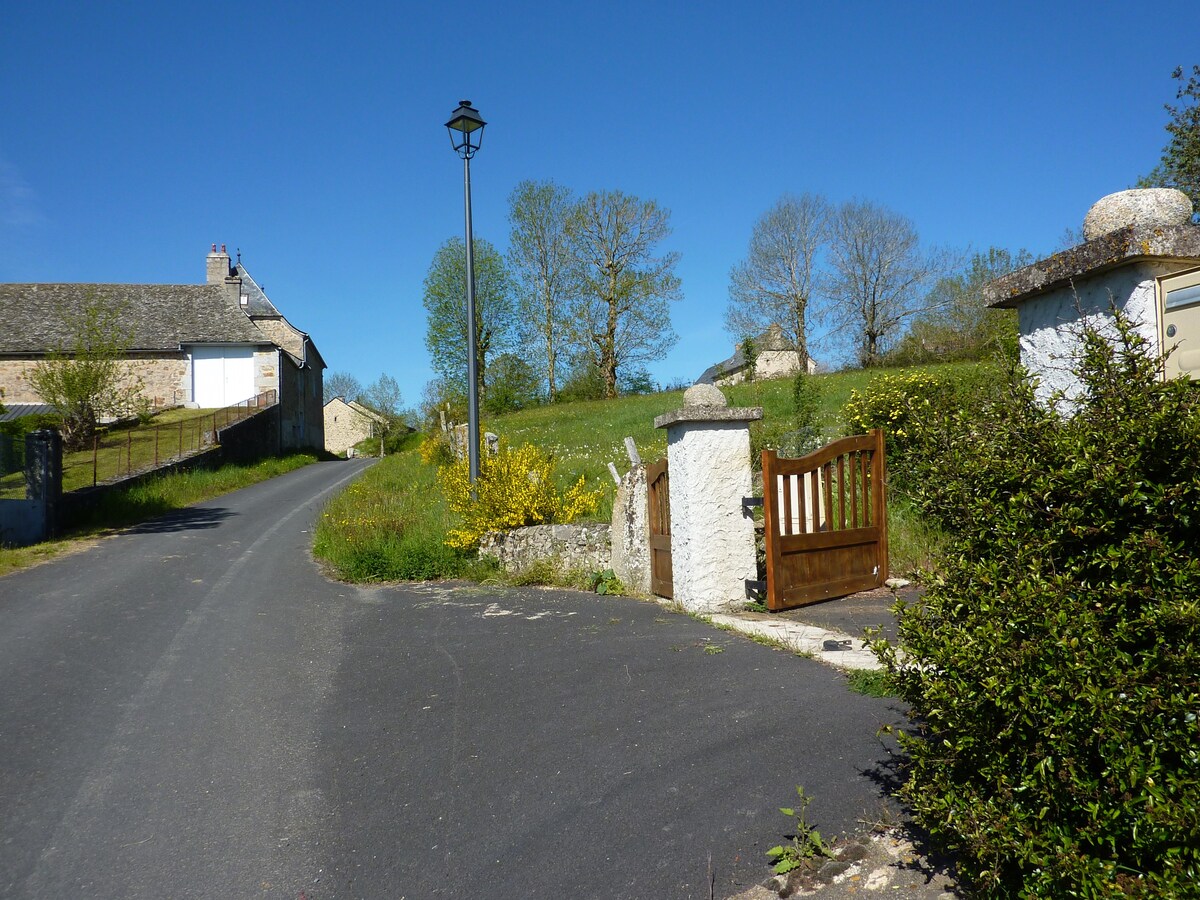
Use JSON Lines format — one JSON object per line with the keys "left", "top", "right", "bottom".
{"left": 0, "top": 245, "right": 325, "bottom": 450}
{"left": 985, "top": 188, "right": 1200, "bottom": 406}
{"left": 323, "top": 397, "right": 387, "bottom": 456}
{"left": 696, "top": 323, "right": 816, "bottom": 386}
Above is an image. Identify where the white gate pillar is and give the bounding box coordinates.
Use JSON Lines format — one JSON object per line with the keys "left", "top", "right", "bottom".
{"left": 654, "top": 384, "right": 762, "bottom": 613}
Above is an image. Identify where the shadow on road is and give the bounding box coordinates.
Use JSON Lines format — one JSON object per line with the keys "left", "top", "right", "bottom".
{"left": 123, "top": 506, "right": 236, "bottom": 534}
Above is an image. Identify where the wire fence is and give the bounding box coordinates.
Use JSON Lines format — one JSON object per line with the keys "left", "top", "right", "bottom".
{"left": 63, "top": 390, "right": 277, "bottom": 490}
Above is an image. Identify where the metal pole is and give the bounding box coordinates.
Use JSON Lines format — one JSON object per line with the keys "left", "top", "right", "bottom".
{"left": 463, "top": 153, "right": 481, "bottom": 484}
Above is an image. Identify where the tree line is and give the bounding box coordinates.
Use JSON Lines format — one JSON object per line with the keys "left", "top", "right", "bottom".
{"left": 422, "top": 183, "right": 681, "bottom": 422}
{"left": 418, "top": 64, "right": 1198, "bottom": 416}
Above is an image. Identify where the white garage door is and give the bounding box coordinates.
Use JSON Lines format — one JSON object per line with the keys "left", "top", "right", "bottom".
{"left": 192, "top": 346, "right": 255, "bottom": 408}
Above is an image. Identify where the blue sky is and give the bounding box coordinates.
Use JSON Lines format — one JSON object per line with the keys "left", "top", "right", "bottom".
{"left": 2, "top": 1, "right": 1197, "bottom": 407}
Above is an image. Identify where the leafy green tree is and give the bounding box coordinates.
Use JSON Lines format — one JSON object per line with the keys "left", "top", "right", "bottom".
{"left": 567, "top": 190, "right": 681, "bottom": 399}
{"left": 1140, "top": 64, "right": 1200, "bottom": 213}
{"left": 886, "top": 247, "right": 1031, "bottom": 364}
{"left": 483, "top": 352, "right": 542, "bottom": 415}
{"left": 726, "top": 193, "right": 828, "bottom": 367}
{"left": 823, "top": 199, "right": 949, "bottom": 367}
{"left": 422, "top": 237, "right": 517, "bottom": 406}
{"left": 324, "top": 371, "right": 364, "bottom": 405}
{"left": 29, "top": 292, "right": 146, "bottom": 450}
{"left": 507, "top": 179, "right": 579, "bottom": 402}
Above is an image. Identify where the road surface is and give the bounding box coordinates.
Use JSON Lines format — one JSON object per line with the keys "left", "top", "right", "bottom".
{"left": 0, "top": 459, "right": 906, "bottom": 898}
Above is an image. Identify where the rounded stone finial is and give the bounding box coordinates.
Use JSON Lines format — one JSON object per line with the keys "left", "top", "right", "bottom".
{"left": 683, "top": 383, "right": 728, "bottom": 408}
{"left": 1083, "top": 188, "right": 1193, "bottom": 241}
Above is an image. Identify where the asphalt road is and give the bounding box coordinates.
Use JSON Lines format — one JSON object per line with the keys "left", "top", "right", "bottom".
{"left": 0, "top": 459, "right": 907, "bottom": 899}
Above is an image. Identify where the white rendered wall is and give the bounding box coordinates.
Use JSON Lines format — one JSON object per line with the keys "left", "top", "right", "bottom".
{"left": 1017, "top": 261, "right": 1188, "bottom": 406}
{"left": 665, "top": 421, "right": 757, "bottom": 613}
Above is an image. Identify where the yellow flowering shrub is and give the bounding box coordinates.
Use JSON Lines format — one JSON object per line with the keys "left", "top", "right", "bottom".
{"left": 842, "top": 371, "right": 950, "bottom": 453}
{"left": 437, "top": 440, "right": 603, "bottom": 549}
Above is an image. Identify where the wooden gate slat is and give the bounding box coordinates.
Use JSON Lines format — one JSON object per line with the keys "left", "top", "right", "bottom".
{"left": 761, "top": 429, "right": 888, "bottom": 611}
{"left": 647, "top": 457, "right": 673, "bottom": 599}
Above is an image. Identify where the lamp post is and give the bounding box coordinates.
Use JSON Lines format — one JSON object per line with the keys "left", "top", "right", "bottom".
{"left": 445, "top": 99, "right": 486, "bottom": 484}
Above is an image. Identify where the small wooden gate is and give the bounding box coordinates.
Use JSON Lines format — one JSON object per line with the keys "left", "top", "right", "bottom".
{"left": 760, "top": 429, "right": 887, "bottom": 611}
{"left": 647, "top": 457, "right": 673, "bottom": 598}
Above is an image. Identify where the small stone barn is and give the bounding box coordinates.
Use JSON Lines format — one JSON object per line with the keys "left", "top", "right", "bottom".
{"left": 697, "top": 324, "right": 816, "bottom": 386}
{"left": 985, "top": 188, "right": 1200, "bottom": 404}
{"left": 323, "top": 397, "right": 387, "bottom": 456}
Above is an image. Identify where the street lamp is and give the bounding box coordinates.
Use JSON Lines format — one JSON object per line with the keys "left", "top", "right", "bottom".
{"left": 445, "top": 99, "right": 486, "bottom": 484}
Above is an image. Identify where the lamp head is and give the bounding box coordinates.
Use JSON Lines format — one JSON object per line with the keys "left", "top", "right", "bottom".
{"left": 446, "top": 99, "right": 486, "bottom": 159}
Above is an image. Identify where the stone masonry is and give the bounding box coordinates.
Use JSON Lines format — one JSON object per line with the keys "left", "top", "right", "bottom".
{"left": 478, "top": 523, "right": 612, "bottom": 576}
{"left": 655, "top": 384, "right": 762, "bottom": 613}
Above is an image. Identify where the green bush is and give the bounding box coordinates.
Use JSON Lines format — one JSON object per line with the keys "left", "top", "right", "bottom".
{"left": 875, "top": 315, "right": 1200, "bottom": 896}
{"left": 841, "top": 364, "right": 998, "bottom": 481}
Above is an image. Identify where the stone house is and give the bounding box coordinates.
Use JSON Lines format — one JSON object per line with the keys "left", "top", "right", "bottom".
{"left": 696, "top": 324, "right": 816, "bottom": 386}
{"left": 985, "top": 188, "right": 1200, "bottom": 406}
{"left": 323, "top": 397, "right": 387, "bottom": 456}
{"left": 0, "top": 245, "right": 325, "bottom": 450}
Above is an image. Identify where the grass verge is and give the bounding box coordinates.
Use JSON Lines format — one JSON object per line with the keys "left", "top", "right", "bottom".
{"left": 313, "top": 449, "right": 472, "bottom": 581}
{"left": 0, "top": 452, "right": 318, "bottom": 577}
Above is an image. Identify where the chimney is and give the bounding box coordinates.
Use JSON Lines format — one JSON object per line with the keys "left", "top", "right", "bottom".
{"left": 206, "top": 243, "right": 243, "bottom": 307}
{"left": 206, "top": 243, "right": 231, "bottom": 285}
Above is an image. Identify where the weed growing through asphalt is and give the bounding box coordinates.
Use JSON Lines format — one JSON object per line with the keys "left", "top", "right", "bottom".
{"left": 767, "top": 786, "right": 832, "bottom": 874}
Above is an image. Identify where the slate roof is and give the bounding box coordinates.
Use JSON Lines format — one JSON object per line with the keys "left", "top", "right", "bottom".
{"left": 0, "top": 283, "right": 269, "bottom": 354}
{"left": 0, "top": 403, "right": 55, "bottom": 423}
{"left": 233, "top": 263, "right": 282, "bottom": 316}
{"left": 985, "top": 223, "right": 1200, "bottom": 309}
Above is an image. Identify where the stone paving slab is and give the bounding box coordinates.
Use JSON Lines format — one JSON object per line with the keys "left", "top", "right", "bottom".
{"left": 707, "top": 612, "right": 881, "bottom": 671}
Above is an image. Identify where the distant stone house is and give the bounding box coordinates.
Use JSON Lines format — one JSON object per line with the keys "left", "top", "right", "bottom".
{"left": 696, "top": 324, "right": 816, "bottom": 386}
{"left": 0, "top": 245, "right": 325, "bottom": 450}
{"left": 323, "top": 397, "right": 387, "bottom": 456}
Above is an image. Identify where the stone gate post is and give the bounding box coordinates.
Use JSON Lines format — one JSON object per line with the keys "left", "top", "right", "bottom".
{"left": 654, "top": 384, "right": 762, "bottom": 613}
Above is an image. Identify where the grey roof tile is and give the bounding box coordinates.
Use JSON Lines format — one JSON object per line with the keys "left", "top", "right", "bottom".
{"left": 0, "top": 283, "right": 268, "bottom": 353}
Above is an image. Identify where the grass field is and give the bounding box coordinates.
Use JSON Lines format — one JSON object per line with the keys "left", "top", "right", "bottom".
{"left": 1, "top": 406, "right": 241, "bottom": 499}
{"left": 315, "top": 360, "right": 985, "bottom": 583}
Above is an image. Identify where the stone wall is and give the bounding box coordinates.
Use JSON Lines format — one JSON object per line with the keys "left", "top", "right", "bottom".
{"left": 479, "top": 523, "right": 612, "bottom": 576}
{"left": 610, "top": 463, "right": 650, "bottom": 595}
{"left": 324, "top": 398, "right": 375, "bottom": 456}
{"left": 0, "top": 355, "right": 188, "bottom": 408}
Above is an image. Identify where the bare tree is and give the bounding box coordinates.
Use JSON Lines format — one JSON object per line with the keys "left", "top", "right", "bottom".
{"left": 324, "top": 371, "right": 363, "bottom": 404}
{"left": 823, "top": 200, "right": 947, "bottom": 367}
{"left": 567, "top": 190, "right": 681, "bottom": 399}
{"left": 507, "top": 179, "right": 577, "bottom": 402}
{"left": 726, "top": 193, "right": 828, "bottom": 366}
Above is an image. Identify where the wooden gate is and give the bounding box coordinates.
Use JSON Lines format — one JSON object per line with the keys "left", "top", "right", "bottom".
{"left": 647, "top": 457, "right": 673, "bottom": 598}
{"left": 760, "top": 429, "right": 887, "bottom": 610}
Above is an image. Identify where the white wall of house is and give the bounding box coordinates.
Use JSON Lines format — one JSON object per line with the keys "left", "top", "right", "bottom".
{"left": 1015, "top": 261, "right": 1192, "bottom": 406}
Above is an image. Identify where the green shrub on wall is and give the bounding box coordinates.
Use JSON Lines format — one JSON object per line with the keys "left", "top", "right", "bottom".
{"left": 875, "top": 315, "right": 1200, "bottom": 896}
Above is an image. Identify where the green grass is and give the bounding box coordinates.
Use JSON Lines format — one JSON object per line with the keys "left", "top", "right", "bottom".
{"left": 1, "top": 406, "right": 247, "bottom": 499}
{"left": 0, "top": 452, "right": 318, "bottom": 576}
{"left": 312, "top": 449, "right": 474, "bottom": 582}
{"left": 313, "top": 360, "right": 985, "bottom": 584}
{"left": 845, "top": 668, "right": 897, "bottom": 697}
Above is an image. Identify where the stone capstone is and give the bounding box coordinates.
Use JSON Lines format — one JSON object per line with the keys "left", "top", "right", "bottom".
{"left": 683, "top": 383, "right": 728, "bottom": 407}
{"left": 655, "top": 384, "right": 763, "bottom": 429}
{"left": 478, "top": 523, "right": 611, "bottom": 576}
{"left": 1083, "top": 188, "right": 1193, "bottom": 241}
